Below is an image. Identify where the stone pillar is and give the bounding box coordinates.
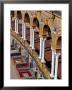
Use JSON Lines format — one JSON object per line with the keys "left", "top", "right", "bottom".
{"left": 37, "top": 68, "right": 40, "bottom": 79}
{"left": 30, "top": 27, "right": 33, "bottom": 48}
{"left": 23, "top": 23, "right": 26, "bottom": 40}
{"left": 15, "top": 18, "right": 18, "bottom": 33}
{"left": 10, "top": 15, "right": 12, "bottom": 30}
{"left": 22, "top": 22, "right": 24, "bottom": 38}
{"left": 54, "top": 53, "right": 60, "bottom": 79}
{"left": 50, "top": 47, "right": 55, "bottom": 78}
{"left": 32, "top": 60, "right": 37, "bottom": 71}
{"left": 29, "top": 54, "right": 32, "bottom": 68}
{"left": 22, "top": 12, "right": 24, "bottom": 39}
{"left": 16, "top": 19, "right": 18, "bottom": 34}
{"left": 39, "top": 37, "right": 43, "bottom": 59}
{"left": 32, "top": 29, "right": 35, "bottom": 49}
{"left": 15, "top": 18, "right": 17, "bottom": 32}
{"left": 22, "top": 22, "right": 26, "bottom": 40}
{"left": 41, "top": 38, "right": 46, "bottom": 63}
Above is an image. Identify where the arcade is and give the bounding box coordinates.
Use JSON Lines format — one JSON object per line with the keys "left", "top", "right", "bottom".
{"left": 10, "top": 11, "right": 61, "bottom": 79}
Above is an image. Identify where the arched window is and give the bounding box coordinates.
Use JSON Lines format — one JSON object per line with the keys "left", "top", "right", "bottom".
{"left": 57, "top": 36, "right": 61, "bottom": 48}
{"left": 17, "top": 11, "right": 22, "bottom": 19}
{"left": 24, "top": 13, "right": 30, "bottom": 23}
{"left": 11, "top": 11, "right": 14, "bottom": 17}
{"left": 33, "top": 18, "right": 39, "bottom": 28}
{"left": 43, "top": 25, "right": 51, "bottom": 37}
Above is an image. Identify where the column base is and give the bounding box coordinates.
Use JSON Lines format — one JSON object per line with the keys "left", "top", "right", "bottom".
{"left": 41, "top": 60, "right": 46, "bottom": 63}
{"left": 54, "top": 76, "right": 57, "bottom": 79}
{"left": 50, "top": 74, "right": 54, "bottom": 78}
{"left": 24, "top": 39, "right": 26, "bottom": 41}
{"left": 38, "top": 56, "right": 42, "bottom": 59}
{"left": 29, "top": 45, "right": 32, "bottom": 48}
{"left": 32, "top": 47, "right": 35, "bottom": 50}
{"left": 16, "top": 32, "right": 18, "bottom": 34}
{"left": 22, "top": 37, "right": 24, "bottom": 39}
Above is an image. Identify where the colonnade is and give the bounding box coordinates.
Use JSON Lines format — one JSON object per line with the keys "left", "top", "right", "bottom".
{"left": 11, "top": 11, "right": 61, "bottom": 79}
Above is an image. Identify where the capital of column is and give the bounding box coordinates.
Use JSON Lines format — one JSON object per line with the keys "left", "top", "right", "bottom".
{"left": 51, "top": 47, "right": 56, "bottom": 53}
{"left": 55, "top": 53, "right": 61, "bottom": 57}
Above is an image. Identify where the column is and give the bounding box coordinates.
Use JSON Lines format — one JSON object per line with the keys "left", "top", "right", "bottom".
{"left": 30, "top": 27, "right": 33, "bottom": 48}
{"left": 32, "top": 29, "right": 35, "bottom": 49}
{"left": 22, "top": 12, "right": 24, "bottom": 39}
{"left": 16, "top": 19, "right": 18, "bottom": 34}
{"left": 41, "top": 75, "right": 44, "bottom": 79}
{"left": 33, "top": 60, "right": 37, "bottom": 71}
{"left": 22, "top": 22, "right": 24, "bottom": 38}
{"left": 54, "top": 53, "right": 60, "bottom": 79}
{"left": 50, "top": 48, "right": 55, "bottom": 78}
{"left": 29, "top": 54, "right": 32, "bottom": 68}
{"left": 15, "top": 18, "right": 17, "bottom": 32}
{"left": 22, "top": 23, "right": 26, "bottom": 40}
{"left": 37, "top": 68, "right": 40, "bottom": 79}
{"left": 10, "top": 15, "right": 12, "bottom": 30}
{"left": 41, "top": 38, "right": 46, "bottom": 63}
{"left": 39, "top": 37, "right": 43, "bottom": 59}
{"left": 15, "top": 18, "right": 18, "bottom": 34}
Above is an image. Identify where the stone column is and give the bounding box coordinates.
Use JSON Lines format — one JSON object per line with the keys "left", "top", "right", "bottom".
{"left": 22, "top": 12, "right": 24, "bottom": 39}
{"left": 22, "top": 22, "right": 24, "bottom": 38}
{"left": 30, "top": 27, "right": 33, "bottom": 48}
{"left": 32, "top": 29, "right": 35, "bottom": 49}
{"left": 15, "top": 18, "right": 17, "bottom": 32}
{"left": 16, "top": 19, "right": 18, "bottom": 34}
{"left": 41, "top": 38, "right": 46, "bottom": 63}
{"left": 54, "top": 53, "right": 60, "bottom": 79}
{"left": 39, "top": 37, "right": 43, "bottom": 59}
{"left": 15, "top": 18, "right": 18, "bottom": 33}
{"left": 10, "top": 15, "right": 12, "bottom": 30}
{"left": 22, "top": 22, "right": 26, "bottom": 40}
{"left": 50, "top": 47, "right": 55, "bottom": 78}
{"left": 23, "top": 23, "right": 26, "bottom": 40}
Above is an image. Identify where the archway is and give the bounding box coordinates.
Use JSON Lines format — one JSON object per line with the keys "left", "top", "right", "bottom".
{"left": 24, "top": 13, "right": 30, "bottom": 23}
{"left": 33, "top": 17, "right": 39, "bottom": 28}
{"left": 11, "top": 11, "right": 14, "bottom": 17}
{"left": 17, "top": 11, "right": 22, "bottom": 19}
{"left": 43, "top": 25, "right": 51, "bottom": 37}
{"left": 56, "top": 36, "right": 61, "bottom": 49}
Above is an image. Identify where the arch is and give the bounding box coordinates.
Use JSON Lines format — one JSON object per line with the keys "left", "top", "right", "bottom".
{"left": 33, "top": 17, "right": 39, "bottom": 28}
{"left": 17, "top": 11, "right": 22, "bottom": 19}
{"left": 24, "top": 13, "right": 30, "bottom": 23}
{"left": 11, "top": 11, "right": 14, "bottom": 17}
{"left": 43, "top": 25, "right": 51, "bottom": 37}
{"left": 56, "top": 36, "right": 61, "bottom": 49}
